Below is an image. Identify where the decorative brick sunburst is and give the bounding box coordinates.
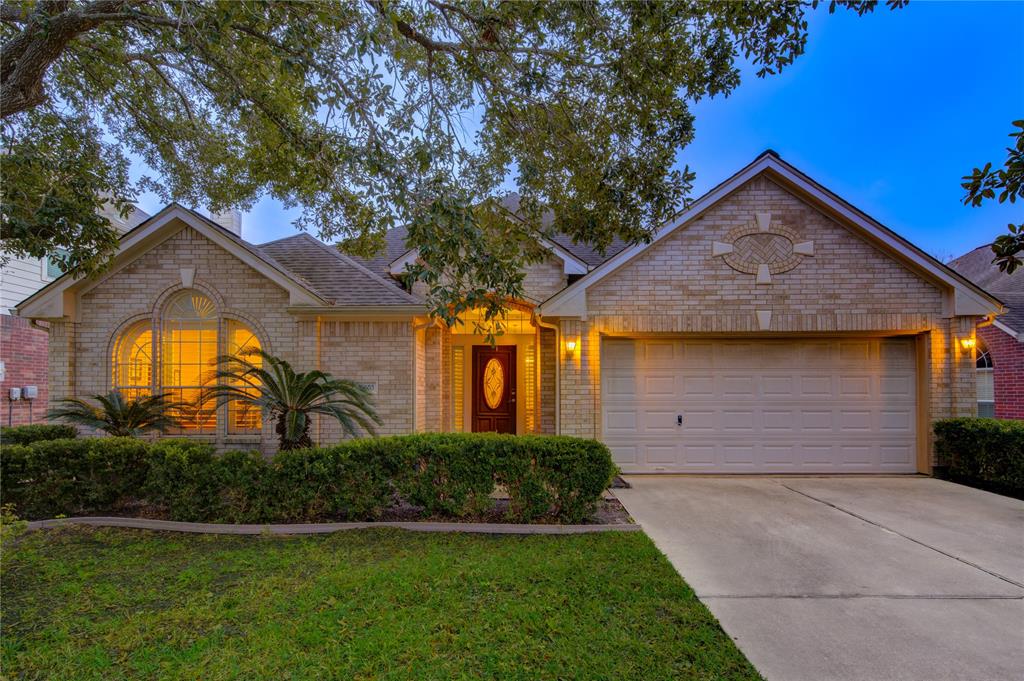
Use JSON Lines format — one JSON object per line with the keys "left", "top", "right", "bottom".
{"left": 712, "top": 212, "right": 814, "bottom": 285}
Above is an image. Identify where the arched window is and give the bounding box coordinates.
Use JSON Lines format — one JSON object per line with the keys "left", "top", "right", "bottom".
{"left": 976, "top": 340, "right": 995, "bottom": 418}
{"left": 112, "top": 321, "right": 153, "bottom": 401}
{"left": 109, "top": 290, "right": 263, "bottom": 435}
{"left": 162, "top": 292, "right": 218, "bottom": 432}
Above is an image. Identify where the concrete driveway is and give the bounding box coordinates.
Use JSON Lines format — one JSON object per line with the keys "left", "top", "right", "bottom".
{"left": 614, "top": 477, "right": 1024, "bottom": 681}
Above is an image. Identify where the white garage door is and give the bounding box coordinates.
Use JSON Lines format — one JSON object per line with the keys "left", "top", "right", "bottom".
{"left": 601, "top": 337, "right": 918, "bottom": 473}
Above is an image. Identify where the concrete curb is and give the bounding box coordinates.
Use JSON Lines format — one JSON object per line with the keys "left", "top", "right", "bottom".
{"left": 25, "top": 516, "right": 641, "bottom": 536}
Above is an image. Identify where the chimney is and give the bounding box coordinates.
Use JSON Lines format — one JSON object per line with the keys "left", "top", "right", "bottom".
{"left": 212, "top": 209, "right": 242, "bottom": 236}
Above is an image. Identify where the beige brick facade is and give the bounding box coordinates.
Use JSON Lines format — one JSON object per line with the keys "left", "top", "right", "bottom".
{"left": 551, "top": 176, "right": 980, "bottom": 467}
{"left": 34, "top": 166, "right": 992, "bottom": 471}
{"left": 521, "top": 253, "right": 568, "bottom": 304}
{"left": 51, "top": 223, "right": 421, "bottom": 452}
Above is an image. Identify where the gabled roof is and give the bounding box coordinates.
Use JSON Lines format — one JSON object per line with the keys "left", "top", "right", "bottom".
{"left": 948, "top": 245, "right": 1024, "bottom": 295}
{"left": 950, "top": 245, "right": 1024, "bottom": 337}
{"left": 355, "top": 194, "right": 625, "bottom": 278}
{"left": 539, "top": 151, "right": 1004, "bottom": 318}
{"left": 257, "top": 233, "right": 422, "bottom": 306}
{"left": 16, "top": 203, "right": 330, "bottom": 319}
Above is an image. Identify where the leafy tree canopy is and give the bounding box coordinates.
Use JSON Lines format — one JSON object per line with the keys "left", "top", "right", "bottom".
{"left": 962, "top": 120, "right": 1024, "bottom": 274}
{"left": 1, "top": 0, "right": 901, "bottom": 323}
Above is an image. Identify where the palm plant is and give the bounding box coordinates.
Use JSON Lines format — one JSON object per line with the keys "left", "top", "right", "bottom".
{"left": 47, "top": 391, "right": 180, "bottom": 437}
{"left": 206, "top": 350, "right": 381, "bottom": 450}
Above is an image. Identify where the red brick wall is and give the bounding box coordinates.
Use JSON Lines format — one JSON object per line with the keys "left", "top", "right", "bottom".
{"left": 0, "top": 314, "right": 49, "bottom": 427}
{"left": 978, "top": 324, "right": 1024, "bottom": 420}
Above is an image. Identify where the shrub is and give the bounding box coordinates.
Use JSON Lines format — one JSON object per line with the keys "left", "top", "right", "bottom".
{"left": 1, "top": 433, "right": 616, "bottom": 523}
{"left": 934, "top": 418, "right": 1024, "bottom": 491}
{"left": 216, "top": 450, "right": 272, "bottom": 523}
{"left": 269, "top": 439, "right": 401, "bottom": 522}
{"left": 144, "top": 439, "right": 222, "bottom": 521}
{"left": 395, "top": 434, "right": 497, "bottom": 518}
{"left": 0, "top": 437, "right": 148, "bottom": 518}
{"left": 392, "top": 433, "right": 617, "bottom": 522}
{"left": 1, "top": 424, "right": 77, "bottom": 445}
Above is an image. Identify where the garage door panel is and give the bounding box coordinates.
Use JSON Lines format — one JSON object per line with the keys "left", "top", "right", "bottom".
{"left": 604, "top": 410, "right": 638, "bottom": 434}
{"left": 799, "top": 375, "right": 835, "bottom": 397}
{"left": 602, "top": 337, "right": 918, "bottom": 473}
{"left": 839, "top": 375, "right": 872, "bottom": 397}
{"left": 839, "top": 410, "right": 873, "bottom": 431}
{"left": 681, "top": 375, "right": 715, "bottom": 397}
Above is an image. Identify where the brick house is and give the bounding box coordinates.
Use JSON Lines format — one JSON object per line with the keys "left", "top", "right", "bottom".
{"left": 949, "top": 245, "right": 1024, "bottom": 419}
{"left": 1, "top": 204, "right": 148, "bottom": 426}
{"left": 16, "top": 152, "right": 1001, "bottom": 473}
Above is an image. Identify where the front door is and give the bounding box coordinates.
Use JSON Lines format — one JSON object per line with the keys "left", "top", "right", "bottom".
{"left": 472, "top": 345, "right": 516, "bottom": 433}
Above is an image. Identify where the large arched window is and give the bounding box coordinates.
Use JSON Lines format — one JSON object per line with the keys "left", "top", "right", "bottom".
{"left": 976, "top": 340, "right": 995, "bottom": 417}
{"left": 110, "top": 290, "right": 263, "bottom": 434}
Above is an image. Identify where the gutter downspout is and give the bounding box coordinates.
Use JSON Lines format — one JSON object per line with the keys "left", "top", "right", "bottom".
{"left": 533, "top": 313, "right": 560, "bottom": 435}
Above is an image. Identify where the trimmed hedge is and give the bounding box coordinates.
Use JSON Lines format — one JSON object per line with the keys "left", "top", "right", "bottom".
{"left": 933, "top": 418, "right": 1024, "bottom": 492}
{"left": 1, "top": 424, "right": 77, "bottom": 445}
{"left": 0, "top": 433, "right": 617, "bottom": 523}
{"left": 1, "top": 437, "right": 148, "bottom": 518}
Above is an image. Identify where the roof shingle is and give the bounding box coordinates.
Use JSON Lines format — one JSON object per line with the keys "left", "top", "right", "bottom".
{"left": 257, "top": 233, "right": 421, "bottom": 306}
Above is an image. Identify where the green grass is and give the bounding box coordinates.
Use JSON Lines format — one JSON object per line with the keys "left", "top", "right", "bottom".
{"left": 1, "top": 527, "right": 760, "bottom": 680}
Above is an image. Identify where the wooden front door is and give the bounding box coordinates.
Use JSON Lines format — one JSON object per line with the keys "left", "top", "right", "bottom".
{"left": 472, "top": 345, "right": 516, "bottom": 433}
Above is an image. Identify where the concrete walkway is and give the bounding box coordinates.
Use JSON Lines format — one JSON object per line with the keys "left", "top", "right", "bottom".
{"left": 614, "top": 477, "right": 1024, "bottom": 681}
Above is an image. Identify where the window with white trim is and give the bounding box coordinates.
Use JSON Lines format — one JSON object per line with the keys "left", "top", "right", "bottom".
{"left": 976, "top": 341, "right": 995, "bottom": 418}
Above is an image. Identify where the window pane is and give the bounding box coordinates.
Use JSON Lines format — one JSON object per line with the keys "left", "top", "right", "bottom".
{"left": 226, "top": 320, "right": 262, "bottom": 433}
{"left": 163, "top": 292, "right": 218, "bottom": 431}
{"left": 45, "top": 247, "right": 69, "bottom": 279}
{"left": 978, "top": 402, "right": 995, "bottom": 418}
{"left": 112, "top": 321, "right": 153, "bottom": 394}
{"left": 167, "top": 388, "right": 217, "bottom": 433}
{"left": 977, "top": 369, "right": 994, "bottom": 402}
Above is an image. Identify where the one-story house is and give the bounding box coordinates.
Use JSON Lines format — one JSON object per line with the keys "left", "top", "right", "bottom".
{"left": 949, "top": 245, "right": 1024, "bottom": 419}
{"left": 16, "top": 151, "right": 1002, "bottom": 474}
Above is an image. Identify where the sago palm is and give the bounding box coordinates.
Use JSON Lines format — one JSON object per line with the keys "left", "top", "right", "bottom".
{"left": 47, "top": 391, "right": 180, "bottom": 437}
{"left": 206, "top": 350, "right": 381, "bottom": 450}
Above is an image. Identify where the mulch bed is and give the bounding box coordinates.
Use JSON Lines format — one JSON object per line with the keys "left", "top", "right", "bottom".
{"left": 57, "top": 494, "right": 634, "bottom": 526}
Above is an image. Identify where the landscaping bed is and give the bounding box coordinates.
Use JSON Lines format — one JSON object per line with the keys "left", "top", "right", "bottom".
{"left": 1, "top": 526, "right": 761, "bottom": 680}
{"left": 1, "top": 430, "right": 621, "bottom": 525}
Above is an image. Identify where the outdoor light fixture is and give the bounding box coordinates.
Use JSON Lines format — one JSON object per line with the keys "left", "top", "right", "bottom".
{"left": 565, "top": 339, "right": 577, "bottom": 356}
{"left": 960, "top": 337, "right": 976, "bottom": 351}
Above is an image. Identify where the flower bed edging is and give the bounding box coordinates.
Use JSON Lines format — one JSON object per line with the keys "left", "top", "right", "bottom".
{"left": 25, "top": 516, "right": 640, "bottom": 536}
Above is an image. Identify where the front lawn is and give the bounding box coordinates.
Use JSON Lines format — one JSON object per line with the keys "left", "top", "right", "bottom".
{"left": 2, "top": 527, "right": 760, "bottom": 680}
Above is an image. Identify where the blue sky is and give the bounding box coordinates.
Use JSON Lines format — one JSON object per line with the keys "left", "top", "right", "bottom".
{"left": 133, "top": 1, "right": 1024, "bottom": 260}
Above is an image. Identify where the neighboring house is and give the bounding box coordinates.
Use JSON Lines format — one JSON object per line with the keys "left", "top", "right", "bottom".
{"left": 949, "top": 245, "right": 1024, "bottom": 419}
{"left": 15, "top": 152, "right": 1001, "bottom": 474}
{"left": 0, "top": 204, "right": 149, "bottom": 426}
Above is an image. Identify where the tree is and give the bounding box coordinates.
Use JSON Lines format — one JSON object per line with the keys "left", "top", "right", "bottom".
{"left": 206, "top": 350, "right": 381, "bottom": 450}
{"left": 47, "top": 390, "right": 180, "bottom": 436}
{"left": 962, "top": 120, "right": 1024, "bottom": 273}
{"left": 1, "top": 0, "right": 902, "bottom": 323}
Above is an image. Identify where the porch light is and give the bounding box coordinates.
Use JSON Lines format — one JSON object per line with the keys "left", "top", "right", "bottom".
{"left": 565, "top": 339, "right": 577, "bottom": 356}
{"left": 959, "top": 337, "right": 976, "bottom": 351}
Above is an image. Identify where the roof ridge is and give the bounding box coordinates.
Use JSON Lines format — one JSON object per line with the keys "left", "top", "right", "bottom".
{"left": 256, "top": 232, "right": 311, "bottom": 247}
